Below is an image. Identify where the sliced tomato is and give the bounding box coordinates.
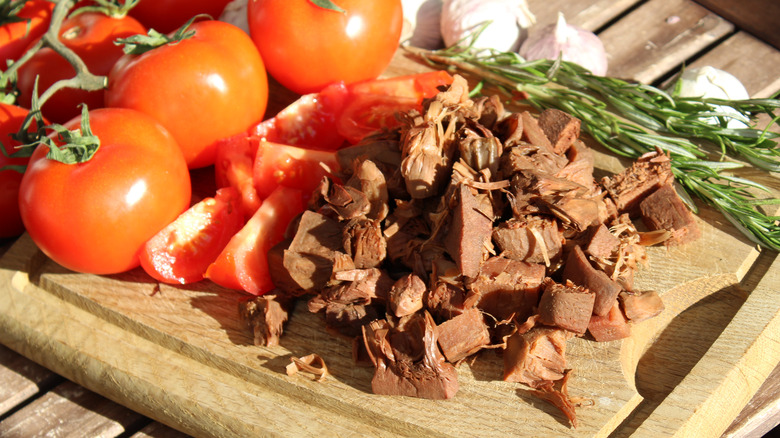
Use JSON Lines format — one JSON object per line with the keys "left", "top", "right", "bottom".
{"left": 348, "top": 70, "right": 454, "bottom": 101}
{"left": 138, "top": 187, "right": 244, "bottom": 285}
{"left": 214, "top": 133, "right": 262, "bottom": 219}
{"left": 253, "top": 140, "right": 340, "bottom": 199}
{"left": 337, "top": 71, "right": 455, "bottom": 144}
{"left": 252, "top": 81, "right": 350, "bottom": 151}
{"left": 336, "top": 93, "right": 419, "bottom": 144}
{"left": 205, "top": 185, "right": 305, "bottom": 295}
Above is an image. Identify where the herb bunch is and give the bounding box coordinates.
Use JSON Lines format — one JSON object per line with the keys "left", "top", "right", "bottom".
{"left": 406, "top": 38, "right": 780, "bottom": 252}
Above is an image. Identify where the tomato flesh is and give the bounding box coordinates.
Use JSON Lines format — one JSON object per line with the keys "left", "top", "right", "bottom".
{"left": 205, "top": 185, "right": 306, "bottom": 295}
{"left": 251, "top": 71, "right": 455, "bottom": 149}
{"left": 253, "top": 140, "right": 340, "bottom": 199}
{"left": 214, "top": 133, "right": 262, "bottom": 219}
{"left": 139, "top": 187, "right": 244, "bottom": 284}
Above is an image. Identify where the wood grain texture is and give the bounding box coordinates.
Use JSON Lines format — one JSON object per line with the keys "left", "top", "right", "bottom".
{"left": 0, "top": 380, "right": 147, "bottom": 437}
{"left": 0, "top": 344, "right": 62, "bottom": 416}
{"left": 600, "top": 0, "right": 734, "bottom": 83}
{"left": 693, "top": 0, "right": 780, "bottom": 50}
{"left": 632, "top": 252, "right": 780, "bottom": 437}
{"left": 521, "top": 0, "right": 642, "bottom": 31}
{"left": 130, "top": 421, "right": 192, "bottom": 438}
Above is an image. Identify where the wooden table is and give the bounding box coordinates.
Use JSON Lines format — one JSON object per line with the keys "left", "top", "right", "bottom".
{"left": 2, "top": 0, "right": 779, "bottom": 437}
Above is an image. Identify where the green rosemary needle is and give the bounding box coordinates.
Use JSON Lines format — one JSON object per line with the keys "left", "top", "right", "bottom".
{"left": 405, "top": 43, "right": 780, "bottom": 251}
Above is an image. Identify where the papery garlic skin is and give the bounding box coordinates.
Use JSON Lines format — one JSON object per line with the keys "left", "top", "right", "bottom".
{"left": 519, "top": 12, "right": 608, "bottom": 76}
{"left": 403, "top": 0, "right": 445, "bottom": 49}
{"left": 219, "top": 0, "right": 249, "bottom": 34}
{"left": 441, "top": 0, "right": 535, "bottom": 52}
{"left": 675, "top": 66, "right": 750, "bottom": 128}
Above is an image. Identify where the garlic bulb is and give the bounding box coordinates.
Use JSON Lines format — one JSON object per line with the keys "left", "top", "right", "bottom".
{"left": 519, "top": 12, "right": 608, "bottom": 76}
{"left": 219, "top": 0, "right": 249, "bottom": 34}
{"left": 440, "top": 0, "right": 535, "bottom": 52}
{"left": 674, "top": 66, "right": 750, "bottom": 128}
{"left": 402, "top": 0, "right": 445, "bottom": 49}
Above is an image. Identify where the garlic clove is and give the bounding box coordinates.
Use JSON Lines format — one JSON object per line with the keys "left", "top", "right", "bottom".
{"left": 403, "top": 0, "right": 445, "bottom": 49}
{"left": 674, "top": 66, "right": 750, "bottom": 128}
{"left": 519, "top": 12, "right": 608, "bottom": 76}
{"left": 219, "top": 0, "right": 249, "bottom": 34}
{"left": 440, "top": 0, "right": 535, "bottom": 53}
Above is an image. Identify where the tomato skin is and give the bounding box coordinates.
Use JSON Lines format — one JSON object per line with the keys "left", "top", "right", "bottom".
{"left": 337, "top": 70, "right": 454, "bottom": 143}
{"left": 251, "top": 71, "right": 455, "bottom": 147}
{"left": 0, "top": 1, "right": 53, "bottom": 64}
{"left": 214, "top": 133, "right": 262, "bottom": 219}
{"left": 205, "top": 185, "right": 305, "bottom": 295}
{"left": 253, "top": 140, "right": 340, "bottom": 199}
{"left": 17, "top": 12, "right": 147, "bottom": 124}
{"left": 0, "top": 103, "right": 36, "bottom": 238}
{"left": 106, "top": 19, "right": 268, "bottom": 169}
{"left": 18, "top": 108, "right": 191, "bottom": 275}
{"left": 253, "top": 81, "right": 350, "bottom": 151}
{"left": 139, "top": 187, "right": 244, "bottom": 285}
{"left": 129, "top": 0, "right": 233, "bottom": 34}
{"left": 247, "top": 0, "right": 403, "bottom": 94}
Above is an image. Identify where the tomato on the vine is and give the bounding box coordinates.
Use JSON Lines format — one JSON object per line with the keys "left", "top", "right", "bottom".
{"left": 139, "top": 186, "right": 244, "bottom": 285}
{"left": 18, "top": 108, "right": 191, "bottom": 275}
{"left": 128, "top": 0, "right": 233, "bottom": 34}
{"left": 0, "top": 0, "right": 54, "bottom": 64}
{"left": 247, "top": 0, "right": 403, "bottom": 95}
{"left": 106, "top": 19, "right": 268, "bottom": 169}
{"left": 0, "top": 103, "right": 38, "bottom": 238}
{"left": 17, "top": 11, "right": 146, "bottom": 124}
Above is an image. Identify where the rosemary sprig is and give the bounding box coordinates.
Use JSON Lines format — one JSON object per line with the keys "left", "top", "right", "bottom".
{"left": 405, "top": 40, "right": 780, "bottom": 251}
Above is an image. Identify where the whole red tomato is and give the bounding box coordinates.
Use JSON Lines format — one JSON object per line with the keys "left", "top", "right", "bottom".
{"left": 106, "top": 19, "right": 269, "bottom": 169}
{"left": 17, "top": 11, "right": 146, "bottom": 124}
{"left": 0, "top": 0, "right": 54, "bottom": 64}
{"left": 18, "top": 108, "right": 191, "bottom": 275}
{"left": 0, "top": 103, "right": 36, "bottom": 238}
{"left": 247, "top": 0, "right": 403, "bottom": 95}
{"left": 128, "top": 0, "right": 232, "bottom": 34}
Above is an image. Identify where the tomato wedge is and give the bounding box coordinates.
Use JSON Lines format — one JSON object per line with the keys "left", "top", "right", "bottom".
{"left": 338, "top": 71, "right": 455, "bottom": 144}
{"left": 205, "top": 185, "right": 305, "bottom": 295}
{"left": 253, "top": 140, "right": 340, "bottom": 199}
{"left": 139, "top": 187, "right": 244, "bottom": 285}
{"left": 250, "top": 71, "right": 455, "bottom": 149}
{"left": 252, "top": 81, "right": 350, "bottom": 151}
{"left": 348, "top": 70, "right": 454, "bottom": 101}
{"left": 214, "top": 133, "right": 262, "bottom": 219}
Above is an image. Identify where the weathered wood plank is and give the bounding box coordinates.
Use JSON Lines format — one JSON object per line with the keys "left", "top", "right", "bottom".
{"left": 600, "top": 0, "right": 734, "bottom": 83}
{"left": 130, "top": 421, "right": 192, "bottom": 438}
{"left": 0, "top": 344, "right": 62, "bottom": 416}
{"left": 693, "top": 0, "right": 780, "bottom": 51}
{"left": 0, "top": 380, "right": 148, "bottom": 438}
{"left": 525, "top": 0, "right": 642, "bottom": 31}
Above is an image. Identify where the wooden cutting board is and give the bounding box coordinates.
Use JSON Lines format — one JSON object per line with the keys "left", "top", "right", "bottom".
{"left": 2, "top": 0, "right": 780, "bottom": 435}
{"left": 0, "top": 52, "right": 778, "bottom": 437}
